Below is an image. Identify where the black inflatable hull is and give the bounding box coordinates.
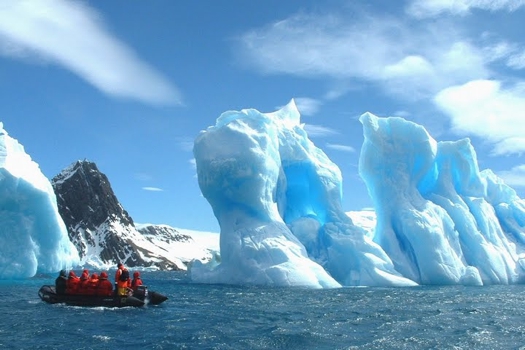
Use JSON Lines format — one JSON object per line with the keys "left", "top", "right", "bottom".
{"left": 133, "top": 286, "right": 168, "bottom": 305}
{"left": 38, "top": 285, "right": 167, "bottom": 307}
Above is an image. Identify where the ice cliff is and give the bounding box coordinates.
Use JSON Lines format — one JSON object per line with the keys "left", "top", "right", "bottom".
{"left": 191, "top": 101, "right": 415, "bottom": 288}
{"left": 191, "top": 101, "right": 525, "bottom": 288}
{"left": 0, "top": 123, "right": 79, "bottom": 279}
{"left": 359, "top": 113, "right": 525, "bottom": 286}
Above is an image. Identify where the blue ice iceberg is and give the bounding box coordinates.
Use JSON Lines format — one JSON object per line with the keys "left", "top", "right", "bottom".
{"left": 0, "top": 123, "right": 79, "bottom": 279}
{"left": 192, "top": 101, "right": 525, "bottom": 287}
{"left": 359, "top": 113, "right": 525, "bottom": 286}
{"left": 191, "top": 101, "right": 415, "bottom": 288}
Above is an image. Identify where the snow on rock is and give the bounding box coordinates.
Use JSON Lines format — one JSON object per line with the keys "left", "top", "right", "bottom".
{"left": 52, "top": 160, "right": 182, "bottom": 271}
{"left": 136, "top": 224, "right": 219, "bottom": 270}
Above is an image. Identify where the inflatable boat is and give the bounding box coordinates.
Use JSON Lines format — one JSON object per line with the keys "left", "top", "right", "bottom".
{"left": 38, "top": 285, "right": 167, "bottom": 307}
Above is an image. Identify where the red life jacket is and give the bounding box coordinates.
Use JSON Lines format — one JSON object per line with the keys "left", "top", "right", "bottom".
{"left": 66, "top": 275, "right": 80, "bottom": 294}
{"left": 78, "top": 273, "right": 90, "bottom": 294}
{"left": 114, "top": 268, "right": 122, "bottom": 284}
{"left": 86, "top": 274, "right": 99, "bottom": 295}
{"left": 117, "top": 269, "right": 130, "bottom": 289}
{"left": 97, "top": 279, "right": 113, "bottom": 296}
{"left": 131, "top": 278, "right": 143, "bottom": 290}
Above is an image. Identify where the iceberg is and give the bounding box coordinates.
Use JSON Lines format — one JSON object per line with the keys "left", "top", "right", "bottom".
{"left": 191, "top": 100, "right": 415, "bottom": 288}
{"left": 0, "top": 123, "right": 79, "bottom": 279}
{"left": 192, "top": 100, "right": 525, "bottom": 288}
{"left": 359, "top": 113, "right": 525, "bottom": 286}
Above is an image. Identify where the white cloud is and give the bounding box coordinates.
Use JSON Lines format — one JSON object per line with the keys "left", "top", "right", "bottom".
{"left": 434, "top": 79, "right": 525, "bottom": 155}
{"left": 497, "top": 164, "right": 525, "bottom": 187}
{"left": 237, "top": 12, "right": 406, "bottom": 80}
{"left": 323, "top": 84, "right": 354, "bottom": 100}
{"left": 508, "top": 50, "right": 525, "bottom": 69}
{"left": 304, "top": 124, "right": 339, "bottom": 138}
{"left": 0, "top": 0, "right": 181, "bottom": 105}
{"left": 235, "top": 9, "right": 489, "bottom": 101}
{"left": 393, "top": 110, "right": 411, "bottom": 118}
{"left": 142, "top": 187, "right": 164, "bottom": 192}
{"left": 325, "top": 143, "right": 355, "bottom": 153}
{"left": 483, "top": 41, "right": 517, "bottom": 62}
{"left": 406, "top": 0, "right": 525, "bottom": 18}
{"left": 490, "top": 138, "right": 525, "bottom": 156}
{"left": 294, "top": 97, "right": 322, "bottom": 116}
{"left": 383, "top": 55, "right": 434, "bottom": 78}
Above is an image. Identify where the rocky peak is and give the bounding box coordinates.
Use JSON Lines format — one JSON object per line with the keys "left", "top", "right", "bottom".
{"left": 52, "top": 160, "right": 181, "bottom": 270}
{"left": 52, "top": 160, "right": 133, "bottom": 230}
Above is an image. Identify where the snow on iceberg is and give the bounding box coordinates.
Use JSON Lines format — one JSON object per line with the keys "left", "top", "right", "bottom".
{"left": 0, "top": 123, "right": 79, "bottom": 279}
{"left": 191, "top": 100, "right": 415, "bottom": 288}
{"left": 359, "top": 113, "right": 525, "bottom": 285}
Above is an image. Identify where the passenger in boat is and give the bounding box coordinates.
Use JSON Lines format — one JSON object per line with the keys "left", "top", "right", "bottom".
{"left": 55, "top": 270, "right": 67, "bottom": 295}
{"left": 115, "top": 263, "right": 131, "bottom": 296}
{"left": 66, "top": 271, "right": 80, "bottom": 294}
{"left": 97, "top": 271, "right": 113, "bottom": 296}
{"left": 77, "top": 271, "right": 90, "bottom": 294}
{"left": 86, "top": 273, "right": 99, "bottom": 295}
{"left": 131, "top": 271, "right": 143, "bottom": 291}
{"left": 115, "top": 263, "right": 121, "bottom": 294}
{"left": 114, "top": 263, "right": 123, "bottom": 283}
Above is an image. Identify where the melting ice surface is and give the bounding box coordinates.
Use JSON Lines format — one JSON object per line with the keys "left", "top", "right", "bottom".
{"left": 0, "top": 123, "right": 79, "bottom": 279}
{"left": 192, "top": 101, "right": 525, "bottom": 288}
{"left": 359, "top": 113, "right": 525, "bottom": 286}
{"left": 191, "top": 100, "right": 415, "bottom": 288}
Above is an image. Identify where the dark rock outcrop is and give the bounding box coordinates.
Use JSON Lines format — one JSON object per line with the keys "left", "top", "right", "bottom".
{"left": 52, "top": 160, "right": 181, "bottom": 270}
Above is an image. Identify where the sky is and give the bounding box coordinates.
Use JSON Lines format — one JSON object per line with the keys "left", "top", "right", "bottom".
{"left": 1, "top": 0, "right": 525, "bottom": 233}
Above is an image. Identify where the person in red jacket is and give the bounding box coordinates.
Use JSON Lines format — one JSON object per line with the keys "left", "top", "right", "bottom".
{"left": 65, "top": 271, "right": 80, "bottom": 294}
{"left": 86, "top": 273, "right": 99, "bottom": 295}
{"left": 97, "top": 271, "right": 113, "bottom": 296}
{"left": 115, "top": 263, "right": 131, "bottom": 296}
{"left": 77, "top": 271, "right": 90, "bottom": 295}
{"left": 131, "top": 271, "right": 143, "bottom": 291}
{"left": 114, "top": 263, "right": 123, "bottom": 288}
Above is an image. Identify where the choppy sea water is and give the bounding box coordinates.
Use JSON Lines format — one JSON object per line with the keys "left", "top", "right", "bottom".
{"left": 2, "top": 270, "right": 525, "bottom": 349}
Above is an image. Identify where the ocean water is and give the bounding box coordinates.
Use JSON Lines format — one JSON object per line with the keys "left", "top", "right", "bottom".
{"left": 2, "top": 270, "right": 525, "bottom": 349}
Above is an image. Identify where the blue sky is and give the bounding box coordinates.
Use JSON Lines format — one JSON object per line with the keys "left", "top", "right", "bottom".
{"left": 1, "top": 0, "right": 525, "bottom": 232}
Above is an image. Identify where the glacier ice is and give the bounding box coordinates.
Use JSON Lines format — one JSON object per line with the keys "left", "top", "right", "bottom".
{"left": 0, "top": 123, "right": 79, "bottom": 279}
{"left": 192, "top": 100, "right": 525, "bottom": 288}
{"left": 191, "top": 100, "right": 415, "bottom": 288}
{"left": 359, "top": 113, "right": 525, "bottom": 286}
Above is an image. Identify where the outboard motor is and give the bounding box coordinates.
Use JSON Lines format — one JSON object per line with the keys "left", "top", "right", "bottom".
{"left": 133, "top": 285, "right": 149, "bottom": 301}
